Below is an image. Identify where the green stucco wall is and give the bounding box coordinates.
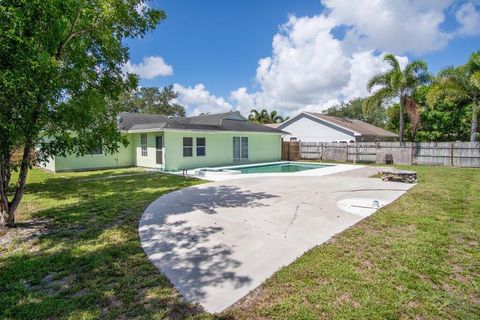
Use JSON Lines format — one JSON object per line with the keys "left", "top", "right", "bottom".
{"left": 46, "top": 130, "right": 282, "bottom": 172}
{"left": 163, "top": 130, "right": 282, "bottom": 171}
{"left": 54, "top": 134, "right": 135, "bottom": 171}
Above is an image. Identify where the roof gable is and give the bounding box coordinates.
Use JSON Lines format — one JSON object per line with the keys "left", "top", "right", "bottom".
{"left": 307, "top": 113, "right": 398, "bottom": 137}
{"left": 278, "top": 112, "right": 398, "bottom": 138}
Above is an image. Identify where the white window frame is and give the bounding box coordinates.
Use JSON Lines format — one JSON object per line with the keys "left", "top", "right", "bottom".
{"left": 196, "top": 137, "right": 206, "bottom": 157}
{"left": 183, "top": 137, "right": 193, "bottom": 157}
{"left": 233, "top": 136, "right": 248, "bottom": 162}
{"left": 141, "top": 134, "right": 148, "bottom": 157}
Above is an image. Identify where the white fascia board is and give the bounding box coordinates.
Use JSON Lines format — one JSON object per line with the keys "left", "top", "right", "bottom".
{"left": 122, "top": 128, "right": 165, "bottom": 133}
{"left": 162, "top": 128, "right": 283, "bottom": 135}
{"left": 276, "top": 113, "right": 304, "bottom": 129}
{"left": 122, "top": 128, "right": 282, "bottom": 135}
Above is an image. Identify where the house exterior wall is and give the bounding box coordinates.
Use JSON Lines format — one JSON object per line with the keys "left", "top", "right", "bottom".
{"left": 53, "top": 134, "right": 135, "bottom": 171}
{"left": 44, "top": 130, "right": 282, "bottom": 172}
{"left": 163, "top": 130, "right": 282, "bottom": 171}
{"left": 280, "top": 114, "right": 355, "bottom": 142}
{"left": 131, "top": 132, "right": 164, "bottom": 169}
{"left": 40, "top": 156, "right": 57, "bottom": 172}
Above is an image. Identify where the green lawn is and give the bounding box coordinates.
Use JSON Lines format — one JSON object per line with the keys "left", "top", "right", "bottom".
{"left": 0, "top": 168, "right": 209, "bottom": 319}
{"left": 1, "top": 166, "right": 479, "bottom": 319}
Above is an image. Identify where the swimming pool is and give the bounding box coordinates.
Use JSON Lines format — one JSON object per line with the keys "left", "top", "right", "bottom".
{"left": 230, "top": 162, "right": 332, "bottom": 174}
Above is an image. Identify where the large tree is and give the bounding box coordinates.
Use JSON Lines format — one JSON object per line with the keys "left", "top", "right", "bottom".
{"left": 323, "top": 97, "right": 386, "bottom": 128}
{"left": 386, "top": 86, "right": 471, "bottom": 142}
{"left": 426, "top": 51, "right": 480, "bottom": 142}
{"left": 0, "top": 0, "right": 165, "bottom": 227}
{"left": 364, "top": 54, "right": 430, "bottom": 142}
{"left": 119, "top": 85, "right": 186, "bottom": 116}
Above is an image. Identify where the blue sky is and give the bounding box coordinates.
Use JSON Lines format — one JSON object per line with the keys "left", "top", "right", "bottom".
{"left": 125, "top": 0, "right": 480, "bottom": 116}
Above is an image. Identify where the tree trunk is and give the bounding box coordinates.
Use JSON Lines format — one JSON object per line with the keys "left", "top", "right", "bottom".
{"left": 471, "top": 99, "right": 478, "bottom": 143}
{"left": 0, "top": 158, "right": 12, "bottom": 227}
{"left": 399, "top": 95, "right": 405, "bottom": 143}
{"left": 0, "top": 208, "right": 14, "bottom": 227}
{"left": 0, "top": 140, "right": 33, "bottom": 228}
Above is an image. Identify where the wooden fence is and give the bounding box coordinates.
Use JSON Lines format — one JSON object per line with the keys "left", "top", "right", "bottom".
{"left": 297, "top": 141, "right": 480, "bottom": 167}
{"left": 282, "top": 141, "right": 300, "bottom": 161}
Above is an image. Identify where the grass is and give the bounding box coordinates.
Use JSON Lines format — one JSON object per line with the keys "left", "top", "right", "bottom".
{"left": 224, "top": 165, "right": 480, "bottom": 319}
{"left": 1, "top": 165, "right": 479, "bottom": 319}
{"left": 0, "top": 168, "right": 209, "bottom": 319}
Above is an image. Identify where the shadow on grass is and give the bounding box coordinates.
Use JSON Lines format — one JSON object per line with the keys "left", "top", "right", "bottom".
{"left": 0, "top": 172, "right": 240, "bottom": 319}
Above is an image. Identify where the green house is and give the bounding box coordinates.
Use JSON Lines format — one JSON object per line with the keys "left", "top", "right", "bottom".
{"left": 42, "top": 112, "right": 286, "bottom": 172}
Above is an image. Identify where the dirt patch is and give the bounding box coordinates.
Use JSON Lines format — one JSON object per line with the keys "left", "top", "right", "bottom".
{"left": 0, "top": 219, "right": 52, "bottom": 252}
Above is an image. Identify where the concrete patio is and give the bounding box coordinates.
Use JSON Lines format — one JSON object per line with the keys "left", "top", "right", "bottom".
{"left": 139, "top": 167, "right": 415, "bottom": 313}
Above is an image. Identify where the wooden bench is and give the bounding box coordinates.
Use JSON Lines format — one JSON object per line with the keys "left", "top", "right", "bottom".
{"left": 379, "top": 169, "right": 417, "bottom": 183}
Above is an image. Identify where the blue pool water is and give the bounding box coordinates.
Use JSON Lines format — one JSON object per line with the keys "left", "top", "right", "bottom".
{"left": 231, "top": 162, "right": 332, "bottom": 174}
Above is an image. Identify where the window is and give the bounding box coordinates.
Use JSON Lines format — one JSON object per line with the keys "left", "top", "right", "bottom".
{"left": 90, "top": 145, "right": 102, "bottom": 155}
{"left": 183, "top": 137, "right": 193, "bottom": 157}
{"left": 233, "top": 137, "right": 248, "bottom": 161}
{"left": 196, "top": 137, "right": 206, "bottom": 156}
{"left": 289, "top": 137, "right": 298, "bottom": 141}
{"left": 141, "top": 134, "right": 148, "bottom": 157}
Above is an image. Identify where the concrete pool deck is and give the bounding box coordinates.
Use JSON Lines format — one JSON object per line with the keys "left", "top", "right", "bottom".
{"left": 139, "top": 167, "right": 415, "bottom": 313}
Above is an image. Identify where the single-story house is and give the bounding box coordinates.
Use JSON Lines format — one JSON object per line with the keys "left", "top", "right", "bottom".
{"left": 42, "top": 112, "right": 286, "bottom": 172}
{"left": 276, "top": 112, "right": 399, "bottom": 143}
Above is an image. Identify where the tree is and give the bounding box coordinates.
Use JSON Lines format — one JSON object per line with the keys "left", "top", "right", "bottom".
{"left": 385, "top": 85, "right": 471, "bottom": 142}
{"left": 248, "top": 109, "right": 286, "bottom": 124}
{"left": 0, "top": 0, "right": 165, "bottom": 227}
{"left": 365, "top": 54, "right": 430, "bottom": 142}
{"left": 119, "top": 85, "right": 186, "bottom": 116}
{"left": 323, "top": 97, "right": 386, "bottom": 128}
{"left": 427, "top": 51, "right": 480, "bottom": 142}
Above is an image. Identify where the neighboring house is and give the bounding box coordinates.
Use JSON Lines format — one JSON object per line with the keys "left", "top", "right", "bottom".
{"left": 43, "top": 112, "right": 286, "bottom": 172}
{"left": 276, "top": 112, "right": 398, "bottom": 143}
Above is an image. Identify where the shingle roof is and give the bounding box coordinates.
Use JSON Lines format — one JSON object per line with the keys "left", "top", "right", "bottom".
{"left": 117, "top": 112, "right": 287, "bottom": 134}
{"left": 306, "top": 113, "right": 398, "bottom": 137}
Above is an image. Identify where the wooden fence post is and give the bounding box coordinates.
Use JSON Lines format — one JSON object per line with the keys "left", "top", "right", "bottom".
{"left": 410, "top": 143, "right": 414, "bottom": 165}
{"left": 346, "top": 144, "right": 349, "bottom": 162}
{"left": 451, "top": 142, "right": 454, "bottom": 167}
{"left": 320, "top": 142, "right": 323, "bottom": 160}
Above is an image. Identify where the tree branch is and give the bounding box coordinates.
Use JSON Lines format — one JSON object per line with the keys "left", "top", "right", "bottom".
{"left": 55, "top": 8, "right": 83, "bottom": 61}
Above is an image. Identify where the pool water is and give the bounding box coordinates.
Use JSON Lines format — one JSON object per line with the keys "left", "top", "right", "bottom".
{"left": 232, "top": 162, "right": 332, "bottom": 174}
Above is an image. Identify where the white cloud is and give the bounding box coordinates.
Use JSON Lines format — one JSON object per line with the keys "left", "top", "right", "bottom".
{"left": 228, "top": 13, "right": 408, "bottom": 116}
{"left": 323, "top": 0, "right": 454, "bottom": 55}
{"left": 124, "top": 56, "right": 173, "bottom": 79}
{"left": 455, "top": 1, "right": 480, "bottom": 36}
{"left": 174, "top": 0, "right": 480, "bottom": 117}
{"left": 173, "top": 83, "right": 233, "bottom": 115}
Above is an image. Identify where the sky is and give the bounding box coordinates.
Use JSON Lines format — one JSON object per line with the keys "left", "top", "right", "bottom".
{"left": 125, "top": 0, "right": 480, "bottom": 117}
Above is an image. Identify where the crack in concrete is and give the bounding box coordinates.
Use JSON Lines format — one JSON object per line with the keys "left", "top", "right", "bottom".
{"left": 283, "top": 202, "right": 309, "bottom": 238}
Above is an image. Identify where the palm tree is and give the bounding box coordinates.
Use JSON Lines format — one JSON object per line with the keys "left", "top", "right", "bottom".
{"left": 248, "top": 109, "right": 261, "bottom": 123}
{"left": 269, "top": 110, "right": 285, "bottom": 123}
{"left": 427, "top": 51, "right": 480, "bottom": 142}
{"left": 248, "top": 109, "right": 286, "bottom": 124}
{"left": 365, "top": 54, "right": 430, "bottom": 142}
